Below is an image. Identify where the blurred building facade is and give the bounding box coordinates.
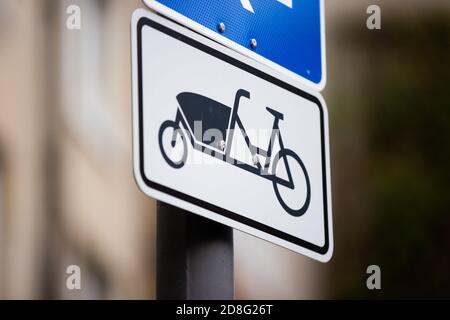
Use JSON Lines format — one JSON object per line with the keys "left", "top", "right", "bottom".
{"left": 0, "top": 0, "right": 449, "bottom": 299}
{"left": 0, "top": 0, "right": 155, "bottom": 299}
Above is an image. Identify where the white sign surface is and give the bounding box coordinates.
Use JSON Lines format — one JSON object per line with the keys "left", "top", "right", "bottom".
{"left": 132, "top": 9, "right": 333, "bottom": 262}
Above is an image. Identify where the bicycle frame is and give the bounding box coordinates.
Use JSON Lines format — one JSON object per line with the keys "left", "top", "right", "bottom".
{"left": 174, "top": 89, "right": 295, "bottom": 189}
{"left": 225, "top": 90, "right": 294, "bottom": 189}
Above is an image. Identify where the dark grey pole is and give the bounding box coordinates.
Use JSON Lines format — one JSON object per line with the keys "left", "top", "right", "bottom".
{"left": 156, "top": 201, "right": 234, "bottom": 300}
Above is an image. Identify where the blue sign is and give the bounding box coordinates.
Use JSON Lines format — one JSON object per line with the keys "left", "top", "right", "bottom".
{"left": 144, "top": 0, "right": 326, "bottom": 90}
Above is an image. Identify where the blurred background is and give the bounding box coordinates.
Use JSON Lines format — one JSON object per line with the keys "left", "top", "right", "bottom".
{"left": 0, "top": 0, "right": 449, "bottom": 299}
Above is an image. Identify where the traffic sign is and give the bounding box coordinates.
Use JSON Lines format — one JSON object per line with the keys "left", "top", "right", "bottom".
{"left": 131, "top": 9, "right": 333, "bottom": 262}
{"left": 143, "top": 0, "right": 326, "bottom": 91}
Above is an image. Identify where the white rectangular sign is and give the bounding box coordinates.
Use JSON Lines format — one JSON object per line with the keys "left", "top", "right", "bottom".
{"left": 131, "top": 9, "right": 333, "bottom": 262}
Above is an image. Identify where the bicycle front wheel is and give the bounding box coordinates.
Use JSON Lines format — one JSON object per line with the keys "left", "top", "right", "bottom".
{"left": 272, "top": 149, "right": 311, "bottom": 217}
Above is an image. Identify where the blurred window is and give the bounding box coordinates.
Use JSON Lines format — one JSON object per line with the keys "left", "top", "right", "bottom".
{"left": 59, "top": 0, "right": 122, "bottom": 164}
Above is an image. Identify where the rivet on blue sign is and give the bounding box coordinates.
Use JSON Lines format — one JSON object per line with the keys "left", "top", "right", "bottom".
{"left": 218, "top": 22, "right": 225, "bottom": 33}
{"left": 250, "top": 38, "right": 257, "bottom": 49}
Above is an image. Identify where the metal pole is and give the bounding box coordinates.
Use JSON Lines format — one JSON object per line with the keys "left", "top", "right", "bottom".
{"left": 156, "top": 201, "right": 234, "bottom": 300}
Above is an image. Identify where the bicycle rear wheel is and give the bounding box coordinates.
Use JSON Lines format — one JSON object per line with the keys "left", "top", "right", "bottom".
{"left": 158, "top": 120, "right": 188, "bottom": 169}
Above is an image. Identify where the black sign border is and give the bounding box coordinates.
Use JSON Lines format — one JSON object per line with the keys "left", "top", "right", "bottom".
{"left": 136, "top": 16, "right": 330, "bottom": 256}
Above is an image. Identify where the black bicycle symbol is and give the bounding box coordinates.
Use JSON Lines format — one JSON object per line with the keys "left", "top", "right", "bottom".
{"left": 158, "top": 89, "right": 311, "bottom": 217}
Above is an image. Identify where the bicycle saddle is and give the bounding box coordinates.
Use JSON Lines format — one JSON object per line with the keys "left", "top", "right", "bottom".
{"left": 266, "top": 107, "right": 284, "bottom": 120}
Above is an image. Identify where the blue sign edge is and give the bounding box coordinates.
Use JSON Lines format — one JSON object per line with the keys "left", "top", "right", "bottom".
{"left": 143, "top": 0, "right": 327, "bottom": 92}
